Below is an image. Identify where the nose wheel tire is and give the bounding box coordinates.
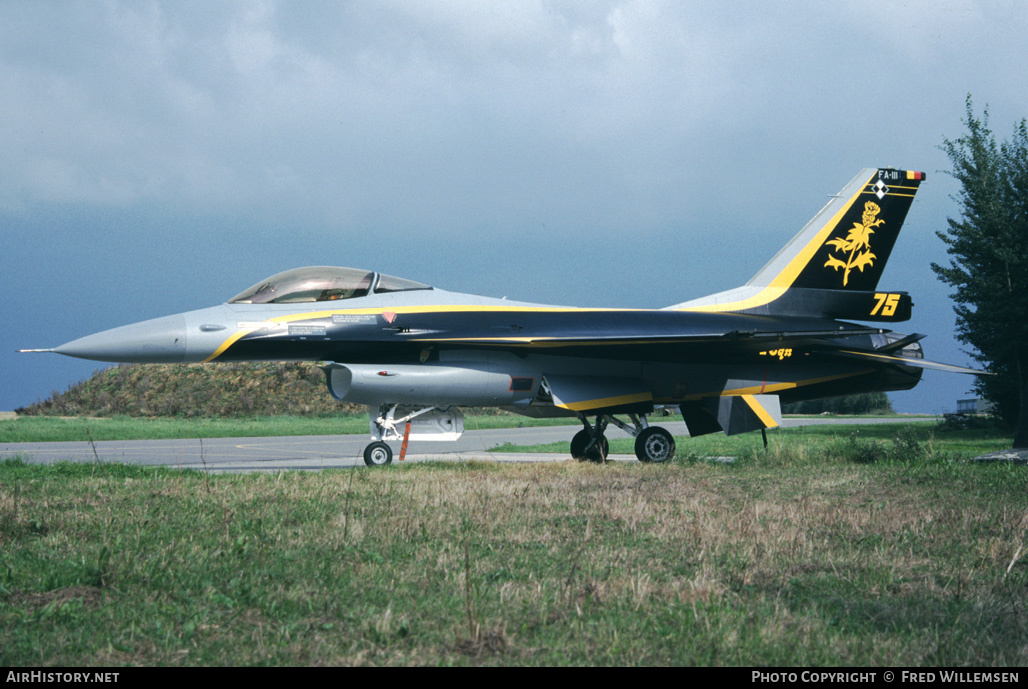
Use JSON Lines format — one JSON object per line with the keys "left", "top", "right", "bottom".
{"left": 635, "top": 427, "right": 675, "bottom": 463}
{"left": 363, "top": 441, "right": 394, "bottom": 466}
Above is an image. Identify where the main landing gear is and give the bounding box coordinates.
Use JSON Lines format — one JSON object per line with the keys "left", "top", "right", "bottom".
{"left": 571, "top": 413, "right": 676, "bottom": 463}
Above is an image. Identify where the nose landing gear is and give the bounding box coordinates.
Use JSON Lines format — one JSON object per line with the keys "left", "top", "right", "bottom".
{"left": 361, "top": 403, "right": 464, "bottom": 467}
{"left": 363, "top": 441, "right": 394, "bottom": 466}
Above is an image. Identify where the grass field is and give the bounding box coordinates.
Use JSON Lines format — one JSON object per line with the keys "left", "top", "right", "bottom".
{"left": 1, "top": 422, "right": 1025, "bottom": 666}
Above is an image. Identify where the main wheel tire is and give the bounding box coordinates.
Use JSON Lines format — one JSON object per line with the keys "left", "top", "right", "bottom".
{"left": 570, "top": 430, "right": 590, "bottom": 459}
{"left": 570, "top": 429, "right": 609, "bottom": 462}
{"left": 363, "top": 441, "right": 393, "bottom": 466}
{"left": 635, "top": 427, "right": 675, "bottom": 463}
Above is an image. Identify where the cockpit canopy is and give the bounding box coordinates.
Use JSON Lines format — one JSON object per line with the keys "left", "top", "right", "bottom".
{"left": 228, "top": 266, "right": 432, "bottom": 304}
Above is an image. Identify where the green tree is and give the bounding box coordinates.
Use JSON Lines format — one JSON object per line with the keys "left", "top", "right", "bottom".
{"left": 932, "top": 97, "right": 1028, "bottom": 448}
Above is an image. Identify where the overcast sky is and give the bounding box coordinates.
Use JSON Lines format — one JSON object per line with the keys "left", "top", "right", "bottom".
{"left": 2, "top": 0, "right": 1027, "bottom": 415}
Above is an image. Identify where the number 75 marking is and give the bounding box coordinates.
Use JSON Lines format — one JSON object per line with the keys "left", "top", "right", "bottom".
{"left": 871, "top": 293, "right": 900, "bottom": 317}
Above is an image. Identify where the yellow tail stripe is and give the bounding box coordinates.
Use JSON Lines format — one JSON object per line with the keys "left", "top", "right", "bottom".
{"left": 679, "top": 172, "right": 874, "bottom": 313}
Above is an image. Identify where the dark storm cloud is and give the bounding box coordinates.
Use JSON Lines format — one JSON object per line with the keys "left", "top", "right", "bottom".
{"left": 1, "top": 1, "right": 1026, "bottom": 412}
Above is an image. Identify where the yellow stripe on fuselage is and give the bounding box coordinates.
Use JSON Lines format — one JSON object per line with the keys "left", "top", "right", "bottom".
{"left": 202, "top": 328, "right": 260, "bottom": 363}
{"left": 272, "top": 304, "right": 643, "bottom": 320}
{"left": 202, "top": 304, "right": 651, "bottom": 362}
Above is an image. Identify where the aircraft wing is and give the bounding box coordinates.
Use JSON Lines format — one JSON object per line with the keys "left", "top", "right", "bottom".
{"left": 409, "top": 326, "right": 888, "bottom": 349}
{"left": 422, "top": 326, "right": 989, "bottom": 377}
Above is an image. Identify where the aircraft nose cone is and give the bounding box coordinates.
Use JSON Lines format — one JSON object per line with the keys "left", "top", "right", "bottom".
{"left": 54, "top": 314, "right": 188, "bottom": 364}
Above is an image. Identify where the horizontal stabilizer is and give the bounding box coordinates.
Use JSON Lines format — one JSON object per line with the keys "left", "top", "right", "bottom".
{"left": 830, "top": 349, "right": 989, "bottom": 375}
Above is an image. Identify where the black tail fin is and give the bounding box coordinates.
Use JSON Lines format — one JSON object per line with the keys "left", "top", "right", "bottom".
{"left": 788, "top": 168, "right": 925, "bottom": 291}
{"left": 671, "top": 168, "right": 926, "bottom": 321}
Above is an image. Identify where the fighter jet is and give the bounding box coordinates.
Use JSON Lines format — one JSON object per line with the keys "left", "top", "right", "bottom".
{"left": 23, "top": 167, "right": 981, "bottom": 465}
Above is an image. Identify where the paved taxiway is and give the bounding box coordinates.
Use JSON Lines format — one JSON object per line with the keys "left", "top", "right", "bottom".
{"left": 0, "top": 417, "right": 934, "bottom": 473}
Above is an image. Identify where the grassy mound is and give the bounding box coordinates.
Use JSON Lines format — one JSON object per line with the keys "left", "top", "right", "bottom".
{"left": 16, "top": 362, "right": 362, "bottom": 418}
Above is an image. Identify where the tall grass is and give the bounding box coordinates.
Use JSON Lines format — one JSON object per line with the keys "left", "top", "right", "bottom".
{"left": 1, "top": 425, "right": 1026, "bottom": 666}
